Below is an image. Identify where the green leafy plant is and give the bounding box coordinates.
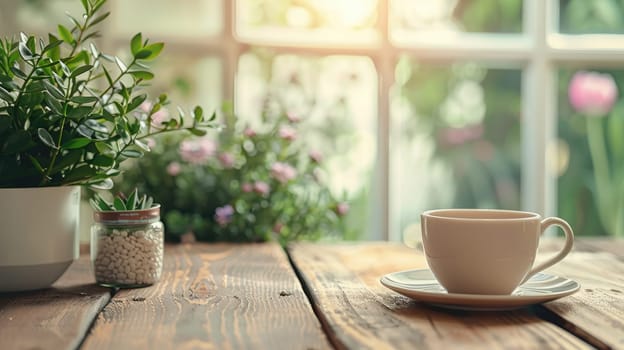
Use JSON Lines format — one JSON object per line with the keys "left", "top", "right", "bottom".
{"left": 117, "top": 105, "right": 350, "bottom": 244}
{"left": 0, "top": 0, "right": 214, "bottom": 189}
{"left": 90, "top": 188, "right": 154, "bottom": 211}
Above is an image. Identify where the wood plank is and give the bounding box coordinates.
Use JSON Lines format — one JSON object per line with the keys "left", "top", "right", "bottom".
{"left": 575, "top": 238, "right": 624, "bottom": 259}
{"left": 81, "top": 243, "right": 332, "bottom": 350}
{"left": 288, "top": 242, "right": 592, "bottom": 350}
{"left": 0, "top": 255, "right": 111, "bottom": 350}
{"left": 539, "top": 247, "right": 624, "bottom": 350}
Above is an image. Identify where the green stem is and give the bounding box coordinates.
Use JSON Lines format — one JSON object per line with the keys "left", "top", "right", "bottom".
{"left": 136, "top": 127, "right": 193, "bottom": 140}
{"left": 587, "top": 117, "right": 614, "bottom": 235}
{"left": 40, "top": 79, "right": 74, "bottom": 185}
{"left": 13, "top": 55, "right": 43, "bottom": 120}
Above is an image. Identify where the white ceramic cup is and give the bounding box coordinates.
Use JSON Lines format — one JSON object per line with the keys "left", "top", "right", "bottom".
{"left": 421, "top": 209, "right": 574, "bottom": 295}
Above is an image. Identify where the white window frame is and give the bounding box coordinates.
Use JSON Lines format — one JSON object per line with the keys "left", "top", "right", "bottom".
{"left": 220, "top": 0, "right": 624, "bottom": 240}
{"left": 17, "top": 0, "right": 614, "bottom": 240}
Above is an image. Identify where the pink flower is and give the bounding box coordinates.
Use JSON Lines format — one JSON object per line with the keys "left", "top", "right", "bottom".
{"left": 140, "top": 101, "right": 152, "bottom": 113}
{"left": 145, "top": 138, "right": 156, "bottom": 149}
{"left": 140, "top": 101, "right": 169, "bottom": 126}
{"left": 166, "top": 162, "right": 181, "bottom": 176}
{"left": 270, "top": 162, "right": 297, "bottom": 183}
{"left": 336, "top": 202, "right": 349, "bottom": 216}
{"left": 568, "top": 71, "right": 618, "bottom": 117}
{"left": 215, "top": 205, "right": 234, "bottom": 227}
{"left": 218, "top": 152, "right": 235, "bottom": 168}
{"left": 309, "top": 150, "right": 323, "bottom": 163}
{"left": 244, "top": 127, "right": 256, "bottom": 137}
{"left": 241, "top": 182, "right": 253, "bottom": 193}
{"left": 253, "top": 181, "right": 270, "bottom": 196}
{"left": 179, "top": 138, "right": 216, "bottom": 165}
{"left": 150, "top": 109, "right": 168, "bottom": 126}
{"left": 287, "top": 112, "right": 301, "bottom": 123}
{"left": 278, "top": 126, "right": 297, "bottom": 141}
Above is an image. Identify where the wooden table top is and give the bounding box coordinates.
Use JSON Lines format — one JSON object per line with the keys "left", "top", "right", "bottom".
{"left": 0, "top": 238, "right": 622, "bottom": 349}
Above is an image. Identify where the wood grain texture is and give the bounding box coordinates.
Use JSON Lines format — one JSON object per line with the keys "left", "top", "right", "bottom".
{"left": 540, "top": 243, "right": 624, "bottom": 350}
{"left": 288, "top": 242, "right": 592, "bottom": 350}
{"left": 575, "top": 238, "right": 624, "bottom": 259}
{"left": 81, "top": 243, "right": 331, "bottom": 350}
{"left": 0, "top": 255, "right": 111, "bottom": 350}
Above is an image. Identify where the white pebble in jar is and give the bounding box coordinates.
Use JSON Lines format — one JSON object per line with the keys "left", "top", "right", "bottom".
{"left": 91, "top": 205, "right": 164, "bottom": 288}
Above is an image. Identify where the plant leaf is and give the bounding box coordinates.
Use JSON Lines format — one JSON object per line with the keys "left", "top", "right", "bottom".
{"left": 37, "top": 128, "right": 57, "bottom": 149}
{"left": 44, "top": 93, "right": 64, "bottom": 114}
{"left": 84, "top": 119, "right": 109, "bottom": 133}
{"left": 0, "top": 86, "right": 14, "bottom": 102}
{"left": 64, "top": 165, "right": 97, "bottom": 182}
{"left": 49, "top": 149, "right": 83, "bottom": 174}
{"left": 70, "top": 64, "right": 93, "bottom": 78}
{"left": 42, "top": 37, "right": 63, "bottom": 54}
{"left": 193, "top": 106, "right": 203, "bottom": 122}
{"left": 127, "top": 94, "right": 147, "bottom": 111}
{"left": 89, "top": 12, "right": 110, "bottom": 27}
{"left": 18, "top": 42, "right": 34, "bottom": 60}
{"left": 89, "top": 178, "right": 114, "bottom": 191}
{"left": 144, "top": 196, "right": 153, "bottom": 210}
{"left": 59, "top": 61, "right": 72, "bottom": 77}
{"left": 133, "top": 49, "right": 152, "bottom": 60}
{"left": 77, "top": 124, "right": 94, "bottom": 138}
{"left": 47, "top": 34, "right": 61, "bottom": 61}
{"left": 62, "top": 137, "right": 91, "bottom": 149}
{"left": 57, "top": 25, "right": 74, "bottom": 44}
{"left": 129, "top": 70, "right": 154, "bottom": 80}
{"left": 113, "top": 197, "right": 127, "bottom": 210}
{"left": 189, "top": 128, "right": 207, "bottom": 136}
{"left": 120, "top": 149, "right": 143, "bottom": 158}
{"left": 130, "top": 33, "right": 142, "bottom": 55}
{"left": 67, "top": 106, "right": 94, "bottom": 120}
{"left": 134, "top": 139, "right": 150, "bottom": 152}
{"left": 27, "top": 154, "right": 45, "bottom": 174}
{"left": 71, "top": 96, "right": 99, "bottom": 104}
{"left": 89, "top": 154, "right": 115, "bottom": 167}
{"left": 114, "top": 57, "right": 127, "bottom": 72}
{"left": 126, "top": 188, "right": 138, "bottom": 210}
{"left": 42, "top": 80, "right": 64, "bottom": 99}
{"left": 141, "top": 43, "right": 164, "bottom": 60}
{"left": 10, "top": 67, "right": 27, "bottom": 79}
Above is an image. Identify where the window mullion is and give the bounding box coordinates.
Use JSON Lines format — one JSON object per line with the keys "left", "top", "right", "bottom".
{"left": 522, "top": 0, "right": 556, "bottom": 218}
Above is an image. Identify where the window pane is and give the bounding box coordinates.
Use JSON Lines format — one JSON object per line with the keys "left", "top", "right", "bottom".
{"left": 559, "top": 0, "right": 624, "bottom": 34}
{"left": 390, "top": 0, "right": 523, "bottom": 36}
{"left": 391, "top": 60, "right": 522, "bottom": 244}
{"left": 106, "top": 45, "right": 222, "bottom": 111}
{"left": 236, "top": 51, "right": 379, "bottom": 239}
{"left": 150, "top": 55, "right": 223, "bottom": 111}
{"left": 0, "top": 0, "right": 84, "bottom": 36}
{"left": 557, "top": 68, "right": 624, "bottom": 236}
{"left": 236, "top": 0, "right": 380, "bottom": 45}
{"left": 111, "top": 0, "right": 223, "bottom": 38}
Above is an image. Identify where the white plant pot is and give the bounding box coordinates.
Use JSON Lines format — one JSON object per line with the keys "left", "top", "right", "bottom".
{"left": 0, "top": 186, "right": 81, "bottom": 292}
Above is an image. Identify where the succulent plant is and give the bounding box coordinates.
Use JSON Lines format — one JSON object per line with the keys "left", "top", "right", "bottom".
{"left": 90, "top": 188, "right": 154, "bottom": 211}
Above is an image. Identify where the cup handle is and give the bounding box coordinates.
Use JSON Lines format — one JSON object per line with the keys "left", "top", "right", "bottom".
{"left": 521, "top": 217, "right": 574, "bottom": 284}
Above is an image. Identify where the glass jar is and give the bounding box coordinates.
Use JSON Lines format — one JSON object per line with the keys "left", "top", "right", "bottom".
{"left": 91, "top": 206, "right": 164, "bottom": 288}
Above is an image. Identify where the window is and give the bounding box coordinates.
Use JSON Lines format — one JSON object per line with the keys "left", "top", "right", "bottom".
{"left": 3, "top": 0, "right": 623, "bottom": 239}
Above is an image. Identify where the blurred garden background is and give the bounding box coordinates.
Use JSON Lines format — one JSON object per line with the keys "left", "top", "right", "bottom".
{"left": 1, "top": 0, "right": 624, "bottom": 241}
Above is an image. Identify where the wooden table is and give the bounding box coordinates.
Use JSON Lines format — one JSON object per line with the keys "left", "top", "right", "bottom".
{"left": 0, "top": 239, "right": 622, "bottom": 349}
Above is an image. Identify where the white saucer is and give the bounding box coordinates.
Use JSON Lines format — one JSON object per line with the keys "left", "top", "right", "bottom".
{"left": 380, "top": 269, "right": 580, "bottom": 311}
